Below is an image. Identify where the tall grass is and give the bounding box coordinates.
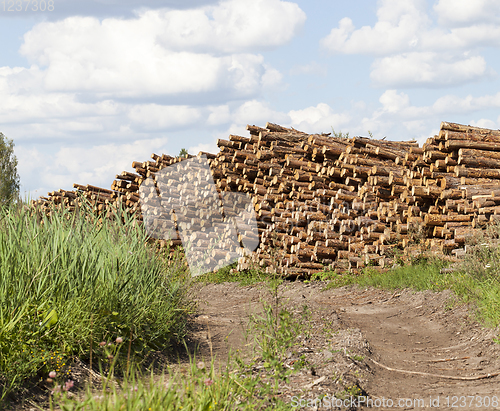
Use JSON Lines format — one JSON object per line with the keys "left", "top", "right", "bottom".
{"left": 52, "top": 294, "right": 308, "bottom": 411}
{"left": 0, "top": 201, "right": 191, "bottom": 402}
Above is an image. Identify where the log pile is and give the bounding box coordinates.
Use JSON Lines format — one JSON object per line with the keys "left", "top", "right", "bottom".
{"left": 31, "top": 121, "right": 500, "bottom": 278}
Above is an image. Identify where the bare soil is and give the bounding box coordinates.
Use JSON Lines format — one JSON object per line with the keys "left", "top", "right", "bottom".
{"left": 12, "top": 281, "right": 500, "bottom": 410}
{"left": 189, "top": 281, "right": 500, "bottom": 410}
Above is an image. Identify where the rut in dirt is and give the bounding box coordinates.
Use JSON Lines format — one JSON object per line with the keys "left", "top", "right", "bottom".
{"left": 320, "top": 286, "right": 500, "bottom": 408}
{"left": 190, "top": 282, "right": 500, "bottom": 409}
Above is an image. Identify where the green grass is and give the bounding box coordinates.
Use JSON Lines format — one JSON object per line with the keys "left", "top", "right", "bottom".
{"left": 325, "top": 257, "right": 448, "bottom": 291}
{"left": 49, "top": 277, "right": 309, "bottom": 411}
{"left": 0, "top": 201, "right": 308, "bottom": 410}
{"left": 0, "top": 201, "right": 192, "bottom": 404}
{"left": 51, "top": 355, "right": 295, "bottom": 411}
{"left": 51, "top": 302, "right": 309, "bottom": 410}
{"left": 196, "top": 262, "right": 276, "bottom": 286}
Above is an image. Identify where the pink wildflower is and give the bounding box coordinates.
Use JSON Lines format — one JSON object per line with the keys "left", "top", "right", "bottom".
{"left": 63, "top": 380, "right": 74, "bottom": 391}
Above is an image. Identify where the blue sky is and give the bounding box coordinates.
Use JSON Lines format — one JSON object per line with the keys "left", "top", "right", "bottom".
{"left": 1, "top": 0, "right": 500, "bottom": 200}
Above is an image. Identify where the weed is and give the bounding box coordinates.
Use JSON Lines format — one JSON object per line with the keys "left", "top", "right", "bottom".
{"left": 349, "top": 354, "right": 364, "bottom": 362}
{"left": 331, "top": 128, "right": 350, "bottom": 139}
{"left": 337, "top": 383, "right": 363, "bottom": 399}
{"left": 197, "top": 262, "right": 271, "bottom": 286}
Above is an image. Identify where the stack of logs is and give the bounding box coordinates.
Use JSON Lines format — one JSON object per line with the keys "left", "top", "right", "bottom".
{"left": 31, "top": 121, "right": 500, "bottom": 277}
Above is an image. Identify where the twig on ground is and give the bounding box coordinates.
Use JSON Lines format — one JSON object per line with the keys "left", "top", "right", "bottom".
{"left": 381, "top": 291, "right": 401, "bottom": 304}
{"left": 428, "top": 356, "right": 470, "bottom": 363}
{"left": 370, "top": 358, "right": 500, "bottom": 381}
{"left": 206, "top": 318, "right": 213, "bottom": 359}
{"left": 303, "top": 375, "right": 326, "bottom": 390}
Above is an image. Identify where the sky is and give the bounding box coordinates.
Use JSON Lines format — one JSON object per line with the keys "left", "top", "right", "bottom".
{"left": 1, "top": 0, "right": 500, "bottom": 200}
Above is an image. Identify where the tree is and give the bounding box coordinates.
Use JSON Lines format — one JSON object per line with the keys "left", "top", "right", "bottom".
{"left": 0, "top": 132, "right": 21, "bottom": 209}
{"left": 179, "top": 148, "right": 189, "bottom": 158}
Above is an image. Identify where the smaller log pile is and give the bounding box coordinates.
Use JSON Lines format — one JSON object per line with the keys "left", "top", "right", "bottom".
{"left": 31, "top": 184, "right": 122, "bottom": 216}
{"left": 30, "top": 154, "right": 196, "bottom": 249}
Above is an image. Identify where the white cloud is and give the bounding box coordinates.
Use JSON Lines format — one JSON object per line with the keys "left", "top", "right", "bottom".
{"left": 189, "top": 141, "right": 219, "bottom": 156}
{"left": 207, "top": 105, "right": 231, "bottom": 126}
{"left": 361, "top": 90, "right": 500, "bottom": 144}
{"left": 0, "top": 65, "right": 127, "bottom": 127}
{"left": 15, "top": 146, "right": 44, "bottom": 182}
{"left": 371, "top": 90, "right": 431, "bottom": 129}
{"left": 128, "top": 104, "right": 202, "bottom": 130}
{"left": 321, "top": 0, "right": 430, "bottom": 56}
{"left": 20, "top": 137, "right": 170, "bottom": 199}
{"left": 261, "top": 65, "right": 284, "bottom": 91}
{"left": 321, "top": 0, "right": 500, "bottom": 88}
{"left": 321, "top": 0, "right": 500, "bottom": 55}
{"left": 53, "top": 139, "right": 164, "bottom": 177}
{"left": 156, "top": 0, "right": 306, "bottom": 53}
{"left": 18, "top": 6, "right": 293, "bottom": 99}
{"left": 2, "top": 1, "right": 308, "bottom": 198}
{"left": 371, "top": 52, "right": 489, "bottom": 87}
{"left": 0, "top": 0, "right": 221, "bottom": 20}
{"left": 470, "top": 118, "right": 499, "bottom": 129}
{"left": 434, "top": 0, "right": 500, "bottom": 27}
{"left": 16, "top": 87, "right": 500, "bottom": 200}
{"left": 432, "top": 92, "right": 500, "bottom": 113}
{"left": 379, "top": 90, "right": 411, "bottom": 113}
{"left": 288, "top": 103, "right": 351, "bottom": 134}
{"left": 423, "top": 25, "right": 500, "bottom": 50}
{"left": 233, "top": 100, "right": 290, "bottom": 126}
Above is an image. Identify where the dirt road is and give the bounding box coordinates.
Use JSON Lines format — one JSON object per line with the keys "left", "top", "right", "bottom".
{"left": 189, "top": 281, "right": 500, "bottom": 410}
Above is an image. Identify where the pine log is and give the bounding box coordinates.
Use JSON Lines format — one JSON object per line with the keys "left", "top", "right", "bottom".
{"left": 424, "top": 214, "right": 471, "bottom": 226}
{"left": 458, "top": 155, "right": 500, "bottom": 169}
{"left": 445, "top": 140, "right": 500, "bottom": 151}
{"left": 455, "top": 166, "right": 500, "bottom": 179}
{"left": 441, "top": 122, "right": 500, "bottom": 141}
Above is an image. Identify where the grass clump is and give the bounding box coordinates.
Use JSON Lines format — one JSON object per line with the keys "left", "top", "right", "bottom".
{"left": 50, "top": 281, "right": 308, "bottom": 410}
{"left": 325, "top": 257, "right": 447, "bottom": 291}
{"left": 0, "top": 202, "right": 192, "bottom": 402}
{"left": 197, "top": 262, "right": 274, "bottom": 286}
{"left": 246, "top": 301, "right": 310, "bottom": 388}
{"left": 52, "top": 354, "right": 294, "bottom": 410}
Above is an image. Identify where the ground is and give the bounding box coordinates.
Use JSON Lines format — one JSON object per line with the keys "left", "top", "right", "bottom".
{"left": 12, "top": 281, "right": 500, "bottom": 410}
{"left": 189, "top": 281, "right": 500, "bottom": 410}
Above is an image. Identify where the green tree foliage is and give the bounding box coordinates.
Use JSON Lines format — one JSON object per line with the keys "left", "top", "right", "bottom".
{"left": 179, "top": 148, "right": 188, "bottom": 158}
{"left": 0, "top": 132, "right": 20, "bottom": 209}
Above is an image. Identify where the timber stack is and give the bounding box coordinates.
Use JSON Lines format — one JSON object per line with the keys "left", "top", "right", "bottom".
{"left": 31, "top": 121, "right": 500, "bottom": 278}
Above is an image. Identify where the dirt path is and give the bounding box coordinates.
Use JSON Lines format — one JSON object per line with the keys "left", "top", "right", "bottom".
{"left": 189, "top": 281, "right": 500, "bottom": 410}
